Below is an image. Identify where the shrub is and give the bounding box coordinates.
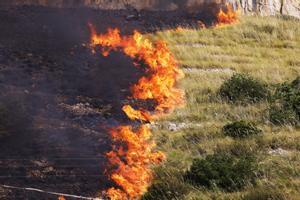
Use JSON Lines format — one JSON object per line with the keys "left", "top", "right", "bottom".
{"left": 185, "top": 153, "right": 257, "bottom": 192}
{"left": 222, "top": 121, "right": 262, "bottom": 138}
{"left": 269, "top": 105, "right": 298, "bottom": 125}
{"left": 219, "top": 74, "right": 269, "bottom": 103}
{"left": 269, "top": 76, "right": 300, "bottom": 125}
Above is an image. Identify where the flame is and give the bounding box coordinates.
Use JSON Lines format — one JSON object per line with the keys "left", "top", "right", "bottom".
{"left": 216, "top": 4, "right": 239, "bottom": 27}
{"left": 107, "top": 125, "right": 165, "bottom": 199}
{"left": 89, "top": 24, "right": 184, "bottom": 200}
{"left": 58, "top": 196, "right": 66, "bottom": 200}
{"left": 122, "top": 105, "right": 152, "bottom": 122}
{"left": 89, "top": 24, "right": 185, "bottom": 116}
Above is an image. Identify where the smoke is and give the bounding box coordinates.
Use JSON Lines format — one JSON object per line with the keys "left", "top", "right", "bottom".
{"left": 0, "top": 6, "right": 146, "bottom": 198}
{"left": 0, "top": 0, "right": 224, "bottom": 11}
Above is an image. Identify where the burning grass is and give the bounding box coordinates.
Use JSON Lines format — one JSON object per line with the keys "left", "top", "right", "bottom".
{"left": 216, "top": 4, "right": 239, "bottom": 27}
{"left": 89, "top": 24, "right": 184, "bottom": 199}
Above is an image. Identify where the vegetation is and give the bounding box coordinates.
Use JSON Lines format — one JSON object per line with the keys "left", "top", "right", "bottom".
{"left": 269, "top": 105, "right": 298, "bottom": 125}
{"left": 185, "top": 152, "right": 257, "bottom": 191}
{"left": 142, "top": 177, "right": 190, "bottom": 200}
{"left": 222, "top": 120, "right": 262, "bottom": 138}
{"left": 219, "top": 74, "right": 269, "bottom": 103}
{"left": 243, "top": 186, "right": 288, "bottom": 200}
{"left": 269, "top": 76, "right": 300, "bottom": 125}
{"left": 147, "top": 16, "right": 300, "bottom": 199}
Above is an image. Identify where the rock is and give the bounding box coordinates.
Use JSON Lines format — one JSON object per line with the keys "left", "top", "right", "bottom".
{"left": 268, "top": 148, "right": 290, "bottom": 156}
{"left": 167, "top": 122, "right": 187, "bottom": 131}
{"left": 237, "top": 0, "right": 300, "bottom": 19}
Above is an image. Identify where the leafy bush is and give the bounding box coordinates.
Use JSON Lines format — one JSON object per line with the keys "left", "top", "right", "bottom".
{"left": 269, "top": 76, "right": 300, "bottom": 125}
{"left": 222, "top": 121, "right": 262, "bottom": 138}
{"left": 219, "top": 74, "right": 269, "bottom": 103}
{"left": 269, "top": 105, "right": 298, "bottom": 125}
{"left": 185, "top": 153, "right": 257, "bottom": 192}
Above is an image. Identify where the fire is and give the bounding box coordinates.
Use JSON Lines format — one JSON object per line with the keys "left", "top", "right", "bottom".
{"left": 89, "top": 24, "right": 185, "bottom": 116}
{"left": 216, "top": 4, "right": 239, "bottom": 26}
{"left": 122, "top": 105, "right": 152, "bottom": 122}
{"left": 58, "top": 196, "right": 66, "bottom": 200}
{"left": 89, "top": 24, "right": 184, "bottom": 199}
{"left": 107, "top": 125, "right": 165, "bottom": 199}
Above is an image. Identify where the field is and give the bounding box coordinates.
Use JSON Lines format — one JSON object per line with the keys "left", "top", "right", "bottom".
{"left": 146, "top": 16, "right": 300, "bottom": 199}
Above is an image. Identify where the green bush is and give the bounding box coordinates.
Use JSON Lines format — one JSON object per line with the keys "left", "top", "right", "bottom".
{"left": 185, "top": 153, "right": 257, "bottom": 192}
{"left": 222, "top": 121, "right": 262, "bottom": 138}
{"left": 269, "top": 105, "right": 298, "bottom": 125}
{"left": 269, "top": 76, "right": 300, "bottom": 125}
{"left": 219, "top": 74, "right": 269, "bottom": 103}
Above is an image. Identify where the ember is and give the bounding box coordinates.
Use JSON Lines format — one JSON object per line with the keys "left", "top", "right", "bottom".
{"left": 89, "top": 24, "right": 184, "bottom": 199}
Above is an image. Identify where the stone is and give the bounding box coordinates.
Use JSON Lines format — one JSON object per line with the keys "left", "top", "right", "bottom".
{"left": 237, "top": 0, "right": 300, "bottom": 18}
{"left": 268, "top": 148, "right": 290, "bottom": 156}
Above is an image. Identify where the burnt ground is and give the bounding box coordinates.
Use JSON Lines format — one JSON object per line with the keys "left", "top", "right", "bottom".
{"left": 0, "top": 6, "right": 210, "bottom": 200}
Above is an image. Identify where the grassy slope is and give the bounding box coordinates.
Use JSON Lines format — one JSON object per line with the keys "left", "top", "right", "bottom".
{"left": 148, "top": 16, "right": 300, "bottom": 199}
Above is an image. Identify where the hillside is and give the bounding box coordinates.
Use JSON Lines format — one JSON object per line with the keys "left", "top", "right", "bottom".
{"left": 144, "top": 16, "right": 300, "bottom": 199}
{"left": 0, "top": 4, "right": 299, "bottom": 199}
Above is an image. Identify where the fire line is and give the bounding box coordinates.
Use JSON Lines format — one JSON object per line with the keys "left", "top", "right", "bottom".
{"left": 89, "top": 24, "right": 184, "bottom": 200}
{"left": 87, "top": 4, "right": 239, "bottom": 199}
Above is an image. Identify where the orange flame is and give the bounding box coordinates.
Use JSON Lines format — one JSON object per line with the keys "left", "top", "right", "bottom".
{"left": 107, "top": 125, "right": 165, "bottom": 199}
{"left": 89, "top": 24, "right": 185, "bottom": 116}
{"left": 58, "top": 196, "right": 66, "bottom": 200}
{"left": 122, "top": 105, "right": 152, "bottom": 122}
{"left": 89, "top": 24, "right": 184, "bottom": 200}
{"left": 216, "top": 4, "right": 239, "bottom": 27}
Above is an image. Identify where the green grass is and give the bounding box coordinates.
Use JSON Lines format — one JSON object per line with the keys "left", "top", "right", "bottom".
{"left": 146, "top": 16, "right": 300, "bottom": 199}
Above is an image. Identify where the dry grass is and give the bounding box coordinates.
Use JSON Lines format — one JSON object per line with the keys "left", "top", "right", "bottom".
{"left": 147, "top": 16, "right": 300, "bottom": 199}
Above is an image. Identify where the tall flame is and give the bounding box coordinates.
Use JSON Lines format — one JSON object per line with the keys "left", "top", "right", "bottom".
{"left": 89, "top": 24, "right": 185, "bottom": 115}
{"left": 216, "top": 4, "right": 239, "bottom": 26}
{"left": 107, "top": 125, "right": 165, "bottom": 199}
{"left": 89, "top": 24, "right": 184, "bottom": 199}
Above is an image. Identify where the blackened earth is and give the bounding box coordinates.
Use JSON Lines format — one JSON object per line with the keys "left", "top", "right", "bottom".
{"left": 0, "top": 6, "right": 209, "bottom": 199}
